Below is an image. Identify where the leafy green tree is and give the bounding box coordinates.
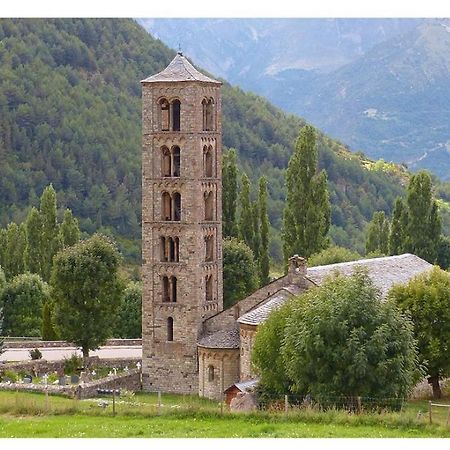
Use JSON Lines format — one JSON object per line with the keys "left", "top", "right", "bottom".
{"left": 0, "top": 273, "right": 50, "bottom": 337}
{"left": 389, "top": 198, "right": 407, "bottom": 255}
{"left": 437, "top": 235, "right": 450, "bottom": 270}
{"left": 24, "top": 207, "right": 43, "bottom": 275}
{"left": 41, "top": 302, "right": 58, "bottom": 341}
{"left": 405, "top": 172, "right": 441, "bottom": 263}
{"left": 308, "top": 245, "right": 361, "bottom": 267}
{"left": 223, "top": 237, "right": 259, "bottom": 309}
{"left": 254, "top": 270, "right": 421, "bottom": 402}
{"left": 40, "top": 185, "right": 62, "bottom": 281}
{"left": 282, "top": 125, "right": 330, "bottom": 263}
{"left": 222, "top": 149, "right": 239, "bottom": 238}
{"left": 0, "top": 230, "right": 7, "bottom": 272}
{"left": 258, "top": 176, "right": 270, "bottom": 285}
{"left": 365, "top": 211, "right": 390, "bottom": 255}
{"left": 113, "top": 282, "right": 142, "bottom": 338}
{"left": 60, "top": 209, "right": 81, "bottom": 247}
{"left": 389, "top": 267, "right": 450, "bottom": 398}
{"left": 51, "top": 234, "right": 123, "bottom": 360}
{"left": 238, "top": 173, "right": 254, "bottom": 250}
{"left": 0, "top": 267, "right": 6, "bottom": 294}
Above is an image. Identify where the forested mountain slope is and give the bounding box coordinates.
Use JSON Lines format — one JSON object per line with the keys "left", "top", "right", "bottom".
{"left": 0, "top": 18, "right": 433, "bottom": 261}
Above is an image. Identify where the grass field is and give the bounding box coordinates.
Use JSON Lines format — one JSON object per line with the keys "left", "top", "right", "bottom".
{"left": 0, "top": 391, "right": 450, "bottom": 438}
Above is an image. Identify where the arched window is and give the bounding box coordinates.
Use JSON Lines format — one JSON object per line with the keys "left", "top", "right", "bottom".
{"left": 206, "top": 98, "right": 214, "bottom": 131}
{"left": 159, "top": 99, "right": 170, "bottom": 131}
{"left": 172, "top": 146, "right": 181, "bottom": 177}
{"left": 204, "top": 191, "right": 214, "bottom": 221}
{"left": 205, "top": 235, "right": 213, "bottom": 262}
{"left": 171, "top": 100, "right": 181, "bottom": 131}
{"left": 205, "top": 275, "right": 213, "bottom": 302}
{"left": 173, "top": 192, "right": 181, "bottom": 221}
{"left": 167, "top": 317, "right": 174, "bottom": 342}
{"left": 161, "top": 147, "right": 171, "bottom": 177}
{"left": 162, "top": 276, "right": 170, "bottom": 302}
{"left": 202, "top": 99, "right": 208, "bottom": 131}
{"left": 161, "top": 192, "right": 172, "bottom": 221}
{"left": 171, "top": 276, "right": 177, "bottom": 303}
{"left": 208, "top": 365, "right": 215, "bottom": 382}
{"left": 160, "top": 236, "right": 168, "bottom": 261}
{"left": 204, "top": 146, "right": 213, "bottom": 178}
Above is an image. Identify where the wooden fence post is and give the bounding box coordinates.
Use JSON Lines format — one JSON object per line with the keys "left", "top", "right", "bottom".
{"left": 157, "top": 391, "right": 161, "bottom": 415}
{"left": 285, "top": 395, "right": 288, "bottom": 415}
{"left": 429, "top": 401, "right": 432, "bottom": 424}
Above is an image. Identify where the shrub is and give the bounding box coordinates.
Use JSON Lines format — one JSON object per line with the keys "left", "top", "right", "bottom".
{"left": 63, "top": 353, "right": 83, "bottom": 375}
{"left": 29, "top": 348, "right": 42, "bottom": 360}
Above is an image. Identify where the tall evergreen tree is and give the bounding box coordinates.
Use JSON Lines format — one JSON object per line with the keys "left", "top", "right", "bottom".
{"left": 405, "top": 171, "right": 441, "bottom": 263}
{"left": 258, "top": 176, "right": 270, "bottom": 286}
{"left": 39, "top": 185, "right": 62, "bottom": 281}
{"left": 222, "top": 149, "right": 239, "bottom": 238}
{"left": 5, "top": 223, "right": 26, "bottom": 279}
{"left": 41, "top": 301, "right": 58, "bottom": 341}
{"left": 389, "top": 198, "right": 406, "bottom": 255}
{"left": 60, "top": 209, "right": 81, "bottom": 247}
{"left": 365, "top": 211, "right": 390, "bottom": 255}
{"left": 25, "top": 207, "right": 43, "bottom": 275}
{"left": 252, "top": 201, "right": 261, "bottom": 261}
{"left": 0, "top": 229, "right": 7, "bottom": 271}
{"left": 282, "top": 125, "right": 330, "bottom": 263}
{"left": 239, "top": 173, "right": 254, "bottom": 250}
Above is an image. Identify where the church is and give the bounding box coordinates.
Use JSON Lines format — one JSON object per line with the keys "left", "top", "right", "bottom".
{"left": 140, "top": 53, "right": 433, "bottom": 401}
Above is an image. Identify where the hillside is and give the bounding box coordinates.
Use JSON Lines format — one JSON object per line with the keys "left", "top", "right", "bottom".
{"left": 0, "top": 18, "right": 436, "bottom": 261}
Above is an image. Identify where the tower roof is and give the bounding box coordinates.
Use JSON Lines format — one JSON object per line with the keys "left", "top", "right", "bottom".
{"left": 141, "top": 53, "right": 221, "bottom": 85}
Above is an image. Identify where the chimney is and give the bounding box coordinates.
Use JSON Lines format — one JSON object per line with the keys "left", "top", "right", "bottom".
{"left": 287, "top": 254, "right": 307, "bottom": 285}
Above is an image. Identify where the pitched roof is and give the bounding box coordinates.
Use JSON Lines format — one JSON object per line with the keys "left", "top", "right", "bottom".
{"left": 237, "top": 288, "right": 295, "bottom": 326}
{"left": 197, "top": 328, "right": 240, "bottom": 349}
{"left": 141, "top": 53, "right": 221, "bottom": 84}
{"left": 306, "top": 253, "right": 433, "bottom": 297}
{"left": 237, "top": 253, "right": 433, "bottom": 327}
{"left": 224, "top": 379, "right": 259, "bottom": 393}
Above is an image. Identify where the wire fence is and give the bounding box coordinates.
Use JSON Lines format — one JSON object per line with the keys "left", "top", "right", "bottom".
{"left": 256, "top": 393, "right": 405, "bottom": 413}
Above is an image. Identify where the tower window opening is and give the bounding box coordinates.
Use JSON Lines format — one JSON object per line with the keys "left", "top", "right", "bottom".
{"left": 205, "top": 274, "right": 213, "bottom": 302}
{"left": 172, "top": 146, "right": 181, "bottom": 177}
{"left": 202, "top": 99, "right": 208, "bottom": 131}
{"left": 172, "top": 100, "right": 181, "bottom": 131}
{"left": 162, "top": 147, "right": 171, "bottom": 177}
{"left": 167, "top": 317, "right": 174, "bottom": 341}
{"left": 204, "top": 191, "right": 214, "bottom": 221}
{"left": 205, "top": 235, "right": 213, "bottom": 262}
{"left": 203, "top": 98, "right": 215, "bottom": 131}
{"left": 204, "top": 146, "right": 214, "bottom": 178}
{"left": 171, "top": 276, "right": 177, "bottom": 303}
{"left": 173, "top": 192, "right": 181, "bottom": 221}
{"left": 208, "top": 365, "right": 215, "bottom": 382}
{"left": 162, "top": 276, "right": 177, "bottom": 302}
{"left": 162, "top": 192, "right": 172, "bottom": 221}
{"left": 160, "top": 99, "right": 170, "bottom": 131}
{"left": 160, "top": 236, "right": 168, "bottom": 261}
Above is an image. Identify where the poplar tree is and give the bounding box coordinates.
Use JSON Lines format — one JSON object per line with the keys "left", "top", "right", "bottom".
{"left": 41, "top": 301, "right": 58, "bottom": 341}
{"left": 258, "top": 176, "right": 270, "bottom": 285}
{"left": 25, "top": 207, "right": 43, "bottom": 275}
{"left": 5, "top": 223, "right": 25, "bottom": 279}
{"left": 282, "top": 125, "right": 330, "bottom": 263}
{"left": 389, "top": 198, "right": 406, "bottom": 255}
{"left": 252, "top": 201, "right": 261, "bottom": 261}
{"left": 239, "top": 173, "right": 254, "bottom": 250}
{"left": 405, "top": 171, "right": 441, "bottom": 263}
{"left": 40, "top": 185, "right": 61, "bottom": 281}
{"left": 60, "top": 209, "right": 81, "bottom": 247}
{"left": 222, "top": 148, "right": 239, "bottom": 238}
{"left": 365, "top": 211, "right": 390, "bottom": 255}
{"left": 0, "top": 229, "right": 7, "bottom": 271}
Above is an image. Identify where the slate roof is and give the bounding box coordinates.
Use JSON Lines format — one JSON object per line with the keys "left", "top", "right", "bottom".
{"left": 224, "top": 379, "right": 259, "bottom": 393}
{"left": 306, "top": 253, "right": 433, "bottom": 297}
{"left": 141, "top": 53, "right": 221, "bottom": 84}
{"left": 237, "top": 253, "right": 432, "bottom": 327}
{"left": 197, "top": 328, "right": 240, "bottom": 349}
{"left": 237, "top": 288, "right": 295, "bottom": 326}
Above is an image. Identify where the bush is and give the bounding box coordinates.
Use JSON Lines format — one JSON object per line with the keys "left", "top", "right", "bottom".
{"left": 63, "top": 353, "right": 83, "bottom": 375}
{"left": 29, "top": 348, "right": 42, "bottom": 360}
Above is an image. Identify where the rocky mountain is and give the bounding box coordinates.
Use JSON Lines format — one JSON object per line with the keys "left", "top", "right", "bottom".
{"left": 139, "top": 19, "right": 450, "bottom": 180}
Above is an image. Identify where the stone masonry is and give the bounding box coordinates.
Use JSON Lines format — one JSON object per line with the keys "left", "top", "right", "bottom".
{"left": 141, "top": 54, "right": 223, "bottom": 394}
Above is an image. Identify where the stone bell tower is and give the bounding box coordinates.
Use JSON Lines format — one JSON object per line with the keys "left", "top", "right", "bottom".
{"left": 141, "top": 53, "right": 223, "bottom": 393}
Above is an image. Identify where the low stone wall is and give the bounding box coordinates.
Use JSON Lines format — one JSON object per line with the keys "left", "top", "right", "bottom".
{"left": 4, "top": 338, "right": 142, "bottom": 349}
{"left": 1, "top": 357, "right": 141, "bottom": 376}
{"left": 0, "top": 369, "right": 142, "bottom": 399}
